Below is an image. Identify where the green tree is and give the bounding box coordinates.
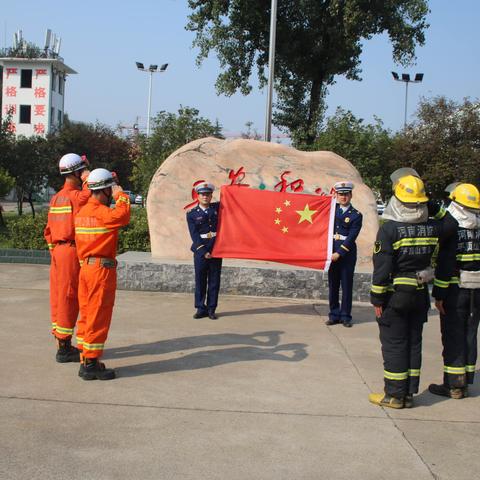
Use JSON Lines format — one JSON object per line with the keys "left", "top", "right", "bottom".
{"left": 46, "top": 118, "right": 133, "bottom": 191}
{"left": 131, "top": 106, "right": 223, "bottom": 194}
{"left": 391, "top": 96, "right": 480, "bottom": 197}
{"left": 0, "top": 167, "right": 14, "bottom": 226}
{"left": 8, "top": 136, "right": 50, "bottom": 216}
{"left": 186, "top": 0, "right": 429, "bottom": 146}
{"left": 313, "top": 108, "right": 394, "bottom": 199}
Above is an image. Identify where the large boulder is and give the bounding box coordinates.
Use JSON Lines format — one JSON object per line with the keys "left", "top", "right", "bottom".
{"left": 146, "top": 137, "right": 378, "bottom": 268}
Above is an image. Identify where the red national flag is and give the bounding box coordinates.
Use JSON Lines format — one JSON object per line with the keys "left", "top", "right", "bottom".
{"left": 212, "top": 186, "right": 335, "bottom": 270}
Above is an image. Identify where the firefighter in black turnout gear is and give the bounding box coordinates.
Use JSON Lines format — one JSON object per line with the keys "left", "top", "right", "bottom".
{"left": 429, "top": 183, "right": 480, "bottom": 399}
{"left": 369, "top": 175, "right": 440, "bottom": 409}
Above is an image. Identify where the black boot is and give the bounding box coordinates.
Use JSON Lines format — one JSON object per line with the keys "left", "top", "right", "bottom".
{"left": 56, "top": 338, "right": 80, "bottom": 363}
{"left": 428, "top": 383, "right": 464, "bottom": 399}
{"left": 81, "top": 358, "right": 115, "bottom": 381}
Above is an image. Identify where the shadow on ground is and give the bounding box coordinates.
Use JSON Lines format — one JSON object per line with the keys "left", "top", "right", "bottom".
{"left": 106, "top": 330, "right": 308, "bottom": 377}
{"left": 115, "top": 343, "right": 308, "bottom": 377}
{"left": 104, "top": 331, "right": 285, "bottom": 360}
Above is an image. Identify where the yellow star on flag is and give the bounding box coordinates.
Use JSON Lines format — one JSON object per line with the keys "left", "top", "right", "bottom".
{"left": 284, "top": 200, "right": 291, "bottom": 207}
{"left": 296, "top": 204, "right": 318, "bottom": 224}
{"left": 282, "top": 226, "right": 288, "bottom": 234}
{"left": 274, "top": 218, "right": 281, "bottom": 225}
{"left": 275, "top": 207, "right": 282, "bottom": 214}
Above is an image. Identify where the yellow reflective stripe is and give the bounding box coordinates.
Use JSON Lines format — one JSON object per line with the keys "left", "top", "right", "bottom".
{"left": 51, "top": 322, "right": 57, "bottom": 329}
{"left": 340, "top": 245, "right": 350, "bottom": 252}
{"left": 75, "top": 227, "right": 113, "bottom": 234}
{"left": 392, "top": 237, "right": 438, "bottom": 250}
{"left": 443, "top": 366, "right": 466, "bottom": 374}
{"left": 76, "top": 336, "right": 84, "bottom": 346}
{"left": 393, "top": 277, "right": 419, "bottom": 287}
{"left": 48, "top": 243, "right": 55, "bottom": 250}
{"left": 408, "top": 369, "right": 421, "bottom": 377}
{"left": 55, "top": 326, "right": 74, "bottom": 335}
{"left": 116, "top": 196, "right": 130, "bottom": 204}
{"left": 434, "top": 278, "right": 450, "bottom": 288}
{"left": 83, "top": 342, "right": 105, "bottom": 351}
{"left": 384, "top": 370, "right": 408, "bottom": 380}
{"left": 387, "top": 285, "right": 395, "bottom": 292}
{"left": 456, "top": 253, "right": 480, "bottom": 261}
{"left": 465, "top": 365, "right": 476, "bottom": 373}
{"left": 450, "top": 277, "right": 459, "bottom": 284}
{"left": 434, "top": 208, "right": 446, "bottom": 219}
{"left": 371, "top": 285, "right": 388, "bottom": 294}
{"left": 49, "top": 206, "right": 73, "bottom": 213}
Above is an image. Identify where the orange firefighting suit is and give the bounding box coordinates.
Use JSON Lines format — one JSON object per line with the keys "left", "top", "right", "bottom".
{"left": 44, "top": 181, "right": 91, "bottom": 340}
{"left": 74, "top": 192, "right": 130, "bottom": 359}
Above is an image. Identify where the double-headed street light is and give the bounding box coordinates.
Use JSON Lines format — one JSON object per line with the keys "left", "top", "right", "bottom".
{"left": 391, "top": 72, "right": 424, "bottom": 129}
{"left": 136, "top": 62, "right": 169, "bottom": 137}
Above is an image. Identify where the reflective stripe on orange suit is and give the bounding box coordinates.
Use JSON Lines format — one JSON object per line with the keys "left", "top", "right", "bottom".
{"left": 44, "top": 181, "right": 90, "bottom": 340}
{"left": 75, "top": 192, "right": 130, "bottom": 358}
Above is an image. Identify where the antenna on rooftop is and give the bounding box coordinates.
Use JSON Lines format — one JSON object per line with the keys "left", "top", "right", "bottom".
{"left": 54, "top": 36, "right": 61, "bottom": 55}
{"left": 44, "top": 28, "right": 51, "bottom": 51}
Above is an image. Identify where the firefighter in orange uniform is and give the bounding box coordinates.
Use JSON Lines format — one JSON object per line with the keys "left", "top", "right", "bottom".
{"left": 44, "top": 153, "right": 90, "bottom": 363}
{"left": 74, "top": 168, "right": 130, "bottom": 380}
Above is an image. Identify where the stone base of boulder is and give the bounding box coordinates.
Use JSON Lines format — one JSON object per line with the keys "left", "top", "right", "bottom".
{"left": 117, "top": 252, "right": 373, "bottom": 302}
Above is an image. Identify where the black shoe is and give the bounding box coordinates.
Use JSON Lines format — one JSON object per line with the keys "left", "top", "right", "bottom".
{"left": 81, "top": 359, "right": 115, "bottom": 381}
{"left": 428, "top": 383, "right": 464, "bottom": 399}
{"left": 325, "top": 318, "right": 339, "bottom": 326}
{"left": 404, "top": 394, "right": 413, "bottom": 408}
{"left": 56, "top": 339, "right": 80, "bottom": 363}
{"left": 193, "top": 310, "right": 208, "bottom": 319}
{"left": 343, "top": 321, "right": 352, "bottom": 328}
{"left": 208, "top": 311, "right": 218, "bottom": 320}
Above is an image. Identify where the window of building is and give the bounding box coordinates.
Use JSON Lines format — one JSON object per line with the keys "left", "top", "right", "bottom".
{"left": 58, "top": 76, "right": 63, "bottom": 95}
{"left": 20, "top": 69, "right": 33, "bottom": 88}
{"left": 51, "top": 72, "right": 56, "bottom": 92}
{"left": 19, "top": 105, "right": 31, "bottom": 124}
{"left": 57, "top": 110, "right": 62, "bottom": 126}
{"left": 51, "top": 107, "right": 55, "bottom": 125}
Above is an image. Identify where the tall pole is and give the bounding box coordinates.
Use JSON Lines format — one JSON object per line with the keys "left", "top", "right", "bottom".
{"left": 404, "top": 81, "right": 409, "bottom": 129}
{"left": 264, "top": 0, "right": 278, "bottom": 142}
{"left": 147, "top": 70, "right": 153, "bottom": 137}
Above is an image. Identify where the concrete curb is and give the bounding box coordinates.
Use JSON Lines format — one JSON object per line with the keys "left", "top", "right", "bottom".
{"left": 117, "top": 251, "right": 373, "bottom": 301}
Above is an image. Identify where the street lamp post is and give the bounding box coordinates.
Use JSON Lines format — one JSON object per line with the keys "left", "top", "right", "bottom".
{"left": 264, "top": 0, "right": 278, "bottom": 142}
{"left": 391, "top": 72, "right": 424, "bottom": 129}
{"left": 136, "top": 62, "right": 169, "bottom": 137}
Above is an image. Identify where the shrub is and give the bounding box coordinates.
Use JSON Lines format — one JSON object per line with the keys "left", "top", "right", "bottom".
{"left": 9, "top": 211, "right": 48, "bottom": 249}
{"left": 5, "top": 207, "right": 151, "bottom": 253}
{"left": 118, "top": 207, "right": 151, "bottom": 253}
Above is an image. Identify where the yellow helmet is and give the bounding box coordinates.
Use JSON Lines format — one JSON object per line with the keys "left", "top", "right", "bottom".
{"left": 451, "top": 183, "right": 480, "bottom": 210}
{"left": 394, "top": 175, "right": 429, "bottom": 204}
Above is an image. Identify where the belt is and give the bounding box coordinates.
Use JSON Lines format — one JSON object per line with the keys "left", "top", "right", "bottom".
{"left": 200, "top": 232, "right": 217, "bottom": 239}
{"left": 334, "top": 234, "right": 347, "bottom": 241}
{"left": 80, "top": 257, "right": 117, "bottom": 268}
{"left": 57, "top": 240, "right": 76, "bottom": 246}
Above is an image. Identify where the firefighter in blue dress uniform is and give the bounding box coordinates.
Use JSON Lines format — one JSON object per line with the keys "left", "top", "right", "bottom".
{"left": 186, "top": 182, "right": 222, "bottom": 320}
{"left": 326, "top": 181, "right": 363, "bottom": 327}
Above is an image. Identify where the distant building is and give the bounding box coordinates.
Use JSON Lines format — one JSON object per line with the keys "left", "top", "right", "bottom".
{"left": 0, "top": 29, "right": 76, "bottom": 137}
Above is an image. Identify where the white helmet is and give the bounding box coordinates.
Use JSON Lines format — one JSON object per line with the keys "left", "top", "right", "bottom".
{"left": 87, "top": 168, "right": 116, "bottom": 190}
{"left": 59, "top": 153, "right": 88, "bottom": 175}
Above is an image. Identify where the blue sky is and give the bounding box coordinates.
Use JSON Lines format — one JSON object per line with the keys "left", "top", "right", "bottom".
{"left": 2, "top": 0, "right": 478, "bottom": 137}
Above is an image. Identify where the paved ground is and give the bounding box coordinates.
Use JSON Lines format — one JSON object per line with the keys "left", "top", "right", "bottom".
{"left": 1, "top": 264, "right": 479, "bottom": 480}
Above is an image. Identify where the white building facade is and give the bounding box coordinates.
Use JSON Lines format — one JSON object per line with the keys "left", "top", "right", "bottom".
{"left": 0, "top": 57, "right": 76, "bottom": 137}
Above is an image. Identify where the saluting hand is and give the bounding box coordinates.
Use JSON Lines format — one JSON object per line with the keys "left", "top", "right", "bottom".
{"left": 81, "top": 169, "right": 90, "bottom": 182}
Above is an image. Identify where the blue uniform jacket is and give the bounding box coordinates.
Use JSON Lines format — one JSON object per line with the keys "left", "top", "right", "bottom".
{"left": 186, "top": 202, "right": 220, "bottom": 256}
{"left": 333, "top": 204, "right": 363, "bottom": 257}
